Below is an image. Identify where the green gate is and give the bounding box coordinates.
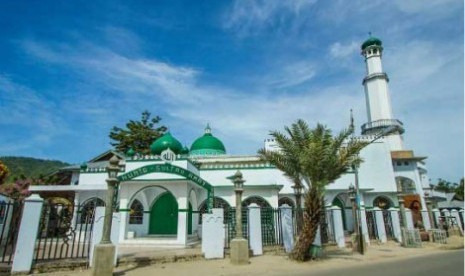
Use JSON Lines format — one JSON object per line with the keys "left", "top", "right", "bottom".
{"left": 149, "top": 192, "right": 178, "bottom": 235}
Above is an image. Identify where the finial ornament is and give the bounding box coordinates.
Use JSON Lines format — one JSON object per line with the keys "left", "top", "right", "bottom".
{"left": 349, "top": 109, "right": 355, "bottom": 132}
{"left": 368, "top": 31, "right": 372, "bottom": 37}
{"left": 205, "top": 123, "right": 212, "bottom": 134}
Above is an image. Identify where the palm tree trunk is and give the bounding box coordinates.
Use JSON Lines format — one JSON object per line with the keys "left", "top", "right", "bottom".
{"left": 291, "top": 186, "right": 323, "bottom": 261}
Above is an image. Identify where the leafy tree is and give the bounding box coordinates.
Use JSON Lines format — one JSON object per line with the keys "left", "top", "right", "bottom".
{"left": 0, "top": 160, "right": 9, "bottom": 185}
{"left": 433, "top": 178, "right": 458, "bottom": 193}
{"left": 454, "top": 178, "right": 464, "bottom": 201}
{"left": 259, "top": 119, "right": 367, "bottom": 261}
{"left": 109, "top": 111, "right": 167, "bottom": 155}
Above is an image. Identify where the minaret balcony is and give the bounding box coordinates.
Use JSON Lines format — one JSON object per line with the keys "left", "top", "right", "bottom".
{"left": 361, "top": 119, "right": 405, "bottom": 135}
{"left": 362, "top": 72, "right": 389, "bottom": 85}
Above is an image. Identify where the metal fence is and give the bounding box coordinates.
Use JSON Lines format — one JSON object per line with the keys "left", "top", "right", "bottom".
{"left": 33, "top": 202, "right": 95, "bottom": 264}
{"left": 0, "top": 201, "right": 24, "bottom": 265}
{"left": 382, "top": 210, "right": 394, "bottom": 239}
{"left": 365, "top": 210, "right": 378, "bottom": 240}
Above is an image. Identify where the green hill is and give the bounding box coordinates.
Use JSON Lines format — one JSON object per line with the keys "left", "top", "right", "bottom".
{"left": 0, "top": 156, "right": 70, "bottom": 183}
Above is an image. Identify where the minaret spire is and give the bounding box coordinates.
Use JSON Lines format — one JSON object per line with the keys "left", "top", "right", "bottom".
{"left": 360, "top": 36, "right": 404, "bottom": 150}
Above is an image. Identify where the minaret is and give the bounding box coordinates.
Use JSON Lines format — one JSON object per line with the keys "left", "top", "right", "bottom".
{"left": 360, "top": 35, "right": 404, "bottom": 150}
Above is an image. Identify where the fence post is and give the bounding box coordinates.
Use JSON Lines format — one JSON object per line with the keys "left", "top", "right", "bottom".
{"left": 89, "top": 207, "right": 120, "bottom": 267}
{"left": 359, "top": 207, "right": 370, "bottom": 245}
{"left": 11, "top": 194, "right": 44, "bottom": 274}
{"left": 389, "top": 208, "right": 402, "bottom": 243}
{"left": 450, "top": 209, "right": 463, "bottom": 235}
{"left": 330, "top": 206, "right": 345, "bottom": 248}
{"left": 421, "top": 210, "right": 431, "bottom": 230}
{"left": 373, "top": 207, "right": 387, "bottom": 243}
{"left": 279, "top": 204, "right": 294, "bottom": 253}
{"left": 201, "top": 208, "right": 224, "bottom": 259}
{"left": 248, "top": 204, "right": 262, "bottom": 256}
{"left": 405, "top": 209, "right": 414, "bottom": 230}
{"left": 432, "top": 209, "right": 441, "bottom": 228}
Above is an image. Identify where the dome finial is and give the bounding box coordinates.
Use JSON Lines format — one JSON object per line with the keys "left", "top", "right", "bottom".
{"left": 368, "top": 31, "right": 372, "bottom": 37}
{"left": 205, "top": 123, "right": 211, "bottom": 134}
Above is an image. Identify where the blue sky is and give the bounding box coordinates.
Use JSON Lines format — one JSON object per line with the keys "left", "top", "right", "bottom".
{"left": 0, "top": 0, "right": 463, "bottom": 183}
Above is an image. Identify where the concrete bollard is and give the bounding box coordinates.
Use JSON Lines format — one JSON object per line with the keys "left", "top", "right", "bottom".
{"left": 421, "top": 210, "right": 431, "bottom": 230}
{"left": 432, "top": 209, "right": 441, "bottom": 228}
{"left": 279, "top": 204, "right": 294, "bottom": 253}
{"left": 405, "top": 209, "right": 414, "bottom": 230}
{"left": 359, "top": 207, "right": 370, "bottom": 245}
{"left": 201, "top": 208, "right": 225, "bottom": 259}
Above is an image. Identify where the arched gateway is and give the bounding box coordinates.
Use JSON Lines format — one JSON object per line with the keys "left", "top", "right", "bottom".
{"left": 117, "top": 163, "right": 215, "bottom": 212}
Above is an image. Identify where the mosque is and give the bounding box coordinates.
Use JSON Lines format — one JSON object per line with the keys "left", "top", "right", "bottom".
{"left": 30, "top": 37, "right": 431, "bottom": 246}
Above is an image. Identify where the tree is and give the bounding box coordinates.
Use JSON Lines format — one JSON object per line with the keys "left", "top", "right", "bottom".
{"left": 454, "top": 178, "right": 464, "bottom": 201}
{"left": 109, "top": 110, "right": 167, "bottom": 155}
{"left": 433, "top": 178, "right": 458, "bottom": 193}
{"left": 0, "top": 160, "right": 9, "bottom": 185}
{"left": 259, "top": 119, "right": 367, "bottom": 261}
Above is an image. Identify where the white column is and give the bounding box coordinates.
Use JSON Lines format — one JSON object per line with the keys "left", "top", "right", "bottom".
{"left": 330, "top": 206, "right": 345, "bottom": 248}
{"left": 405, "top": 209, "right": 414, "bottom": 230}
{"left": 71, "top": 193, "right": 80, "bottom": 230}
{"left": 442, "top": 209, "right": 451, "bottom": 218}
{"left": 421, "top": 210, "right": 431, "bottom": 230}
{"left": 451, "top": 209, "right": 463, "bottom": 234}
{"left": 89, "top": 207, "right": 120, "bottom": 267}
{"left": 360, "top": 207, "right": 370, "bottom": 245}
{"left": 432, "top": 208, "right": 441, "bottom": 228}
{"left": 248, "top": 203, "right": 263, "bottom": 255}
{"left": 389, "top": 208, "right": 402, "bottom": 243}
{"left": 279, "top": 204, "right": 294, "bottom": 253}
{"left": 119, "top": 198, "right": 128, "bottom": 242}
{"left": 12, "top": 195, "right": 44, "bottom": 274}
{"left": 177, "top": 195, "right": 188, "bottom": 246}
{"left": 460, "top": 209, "right": 464, "bottom": 228}
{"left": 201, "top": 208, "right": 224, "bottom": 259}
{"left": 373, "top": 207, "right": 387, "bottom": 243}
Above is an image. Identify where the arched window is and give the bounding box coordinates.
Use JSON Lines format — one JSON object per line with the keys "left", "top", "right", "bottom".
{"left": 278, "top": 197, "right": 295, "bottom": 208}
{"left": 79, "top": 198, "right": 104, "bottom": 224}
{"left": 198, "top": 197, "right": 231, "bottom": 224}
{"left": 373, "top": 196, "right": 392, "bottom": 210}
{"left": 242, "top": 196, "right": 271, "bottom": 208}
{"left": 129, "top": 199, "right": 144, "bottom": 224}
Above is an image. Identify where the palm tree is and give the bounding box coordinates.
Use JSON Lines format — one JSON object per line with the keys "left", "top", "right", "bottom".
{"left": 259, "top": 119, "right": 367, "bottom": 261}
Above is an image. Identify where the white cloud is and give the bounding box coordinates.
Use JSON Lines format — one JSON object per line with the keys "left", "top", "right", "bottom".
{"left": 329, "top": 41, "right": 359, "bottom": 58}
{"left": 223, "top": 0, "right": 317, "bottom": 35}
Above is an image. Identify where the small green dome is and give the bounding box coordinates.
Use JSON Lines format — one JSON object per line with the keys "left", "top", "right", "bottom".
{"left": 80, "top": 162, "right": 88, "bottom": 170}
{"left": 190, "top": 124, "right": 226, "bottom": 156}
{"left": 150, "top": 132, "right": 183, "bottom": 155}
{"left": 361, "top": 36, "right": 382, "bottom": 50}
{"left": 126, "top": 148, "right": 135, "bottom": 157}
{"left": 181, "top": 146, "right": 189, "bottom": 155}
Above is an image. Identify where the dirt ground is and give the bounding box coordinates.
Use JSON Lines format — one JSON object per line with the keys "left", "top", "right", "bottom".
{"left": 38, "top": 236, "right": 464, "bottom": 276}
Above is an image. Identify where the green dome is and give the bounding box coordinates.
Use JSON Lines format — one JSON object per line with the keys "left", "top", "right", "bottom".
{"left": 190, "top": 125, "right": 226, "bottom": 156}
{"left": 126, "top": 148, "right": 135, "bottom": 157}
{"left": 361, "top": 36, "right": 382, "bottom": 50}
{"left": 150, "top": 132, "right": 183, "bottom": 155}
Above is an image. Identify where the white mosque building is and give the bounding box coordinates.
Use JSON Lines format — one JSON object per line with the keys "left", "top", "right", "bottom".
{"left": 30, "top": 37, "right": 431, "bottom": 247}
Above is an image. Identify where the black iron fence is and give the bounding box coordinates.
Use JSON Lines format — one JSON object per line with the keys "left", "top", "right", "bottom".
{"left": 33, "top": 202, "right": 95, "bottom": 264}
{"left": 382, "top": 210, "right": 394, "bottom": 239}
{"left": 365, "top": 210, "right": 378, "bottom": 240}
{"left": 0, "top": 201, "right": 24, "bottom": 265}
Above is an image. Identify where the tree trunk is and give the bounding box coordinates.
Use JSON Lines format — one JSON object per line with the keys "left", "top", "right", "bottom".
{"left": 291, "top": 186, "right": 323, "bottom": 261}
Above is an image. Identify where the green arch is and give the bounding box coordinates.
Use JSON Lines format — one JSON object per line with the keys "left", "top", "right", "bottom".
{"left": 332, "top": 197, "right": 347, "bottom": 231}
{"left": 118, "top": 163, "right": 214, "bottom": 211}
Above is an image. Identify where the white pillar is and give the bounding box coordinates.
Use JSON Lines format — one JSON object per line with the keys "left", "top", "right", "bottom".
{"left": 89, "top": 207, "right": 120, "bottom": 267}
{"left": 442, "top": 209, "right": 451, "bottom": 218}
{"left": 201, "top": 208, "right": 224, "bottom": 259}
{"left": 360, "top": 207, "right": 370, "bottom": 245}
{"left": 421, "top": 210, "right": 431, "bottom": 230}
{"left": 432, "top": 208, "right": 441, "bottom": 228}
{"left": 12, "top": 195, "right": 44, "bottom": 274}
{"left": 405, "top": 208, "right": 414, "bottom": 230}
{"left": 71, "top": 193, "right": 80, "bottom": 230}
{"left": 451, "top": 209, "right": 463, "bottom": 234}
{"left": 177, "top": 196, "right": 188, "bottom": 246}
{"left": 373, "top": 207, "right": 387, "bottom": 243}
{"left": 248, "top": 203, "right": 263, "bottom": 255}
{"left": 330, "top": 206, "right": 345, "bottom": 248}
{"left": 118, "top": 198, "right": 128, "bottom": 242}
{"left": 460, "top": 209, "right": 464, "bottom": 228}
{"left": 279, "top": 204, "right": 294, "bottom": 253}
{"left": 389, "top": 208, "right": 402, "bottom": 242}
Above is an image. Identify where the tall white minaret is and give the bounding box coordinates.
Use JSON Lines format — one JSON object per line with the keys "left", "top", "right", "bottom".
{"left": 361, "top": 35, "right": 404, "bottom": 150}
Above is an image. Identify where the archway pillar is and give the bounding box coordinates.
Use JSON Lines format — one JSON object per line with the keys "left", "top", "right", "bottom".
{"left": 118, "top": 198, "right": 128, "bottom": 242}
{"left": 176, "top": 188, "right": 189, "bottom": 245}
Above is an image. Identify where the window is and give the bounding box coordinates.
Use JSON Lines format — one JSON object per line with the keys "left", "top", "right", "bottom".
{"left": 404, "top": 161, "right": 409, "bottom": 166}
{"left": 129, "top": 199, "right": 144, "bottom": 224}
{"left": 396, "top": 162, "right": 402, "bottom": 166}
